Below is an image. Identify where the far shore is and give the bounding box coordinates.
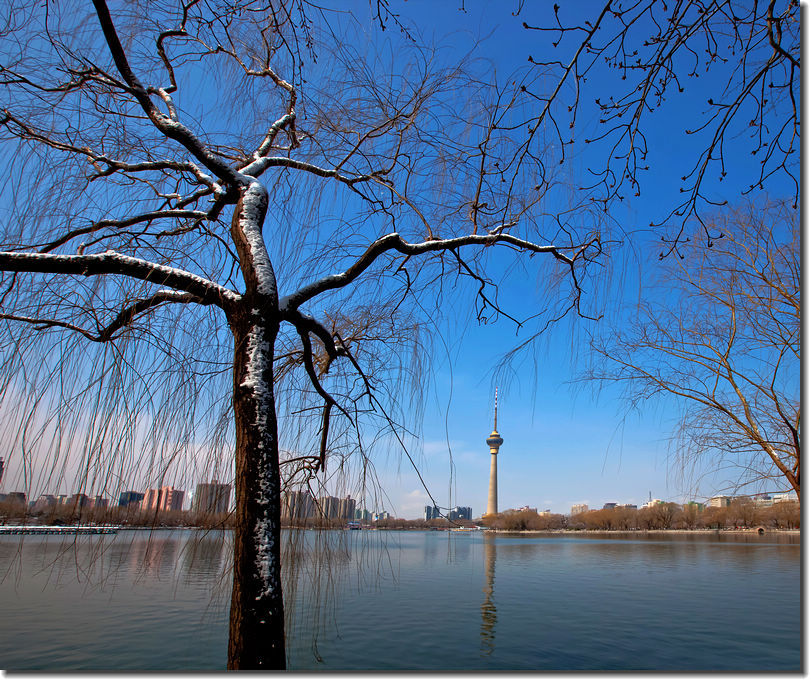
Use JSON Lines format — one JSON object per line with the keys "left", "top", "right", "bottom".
{"left": 482, "top": 527, "right": 800, "bottom": 535}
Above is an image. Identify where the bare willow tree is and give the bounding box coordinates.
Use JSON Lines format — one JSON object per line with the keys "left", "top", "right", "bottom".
{"left": 517, "top": 0, "right": 800, "bottom": 245}
{"left": 588, "top": 200, "right": 799, "bottom": 499}
{"left": 0, "top": 0, "right": 601, "bottom": 669}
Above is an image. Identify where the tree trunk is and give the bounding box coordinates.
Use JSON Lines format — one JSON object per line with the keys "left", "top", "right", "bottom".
{"left": 228, "top": 314, "right": 286, "bottom": 669}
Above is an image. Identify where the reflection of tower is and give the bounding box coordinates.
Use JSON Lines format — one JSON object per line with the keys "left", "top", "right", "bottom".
{"left": 485, "top": 388, "right": 504, "bottom": 516}
{"left": 480, "top": 533, "right": 497, "bottom": 656}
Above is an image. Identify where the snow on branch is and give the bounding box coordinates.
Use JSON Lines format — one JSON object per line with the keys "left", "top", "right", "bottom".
{"left": 0, "top": 250, "right": 239, "bottom": 308}
{"left": 280, "top": 230, "right": 585, "bottom": 312}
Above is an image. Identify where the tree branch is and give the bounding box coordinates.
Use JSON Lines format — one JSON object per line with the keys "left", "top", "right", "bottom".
{"left": 280, "top": 230, "right": 584, "bottom": 312}
{"left": 0, "top": 250, "right": 238, "bottom": 308}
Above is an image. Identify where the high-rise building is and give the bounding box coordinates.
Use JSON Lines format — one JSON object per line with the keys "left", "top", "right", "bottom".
{"left": 485, "top": 388, "right": 503, "bottom": 516}
{"left": 0, "top": 456, "right": 4, "bottom": 485}
{"left": 193, "top": 481, "right": 231, "bottom": 514}
{"left": 424, "top": 505, "right": 441, "bottom": 521}
{"left": 92, "top": 496, "right": 109, "bottom": 509}
{"left": 119, "top": 491, "right": 144, "bottom": 508}
{"left": 317, "top": 495, "right": 341, "bottom": 519}
{"left": 337, "top": 496, "right": 356, "bottom": 520}
{"left": 282, "top": 489, "right": 315, "bottom": 519}
{"left": 142, "top": 486, "right": 185, "bottom": 512}
{"left": 571, "top": 504, "right": 589, "bottom": 515}
{"left": 449, "top": 506, "right": 473, "bottom": 521}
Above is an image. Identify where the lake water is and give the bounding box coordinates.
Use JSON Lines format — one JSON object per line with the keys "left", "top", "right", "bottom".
{"left": 0, "top": 529, "right": 800, "bottom": 671}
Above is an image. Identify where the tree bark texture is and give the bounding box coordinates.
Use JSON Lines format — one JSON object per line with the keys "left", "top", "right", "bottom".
{"left": 228, "top": 314, "right": 286, "bottom": 670}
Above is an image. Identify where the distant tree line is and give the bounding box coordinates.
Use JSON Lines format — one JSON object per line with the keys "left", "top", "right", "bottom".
{"left": 483, "top": 501, "right": 799, "bottom": 532}
{"left": 482, "top": 510, "right": 567, "bottom": 531}
{"left": 2, "top": 498, "right": 797, "bottom": 532}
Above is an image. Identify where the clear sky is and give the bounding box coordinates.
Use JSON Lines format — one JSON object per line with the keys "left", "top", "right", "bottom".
{"left": 0, "top": 1, "right": 798, "bottom": 518}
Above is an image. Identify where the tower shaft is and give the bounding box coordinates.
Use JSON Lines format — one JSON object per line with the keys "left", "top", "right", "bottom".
{"left": 486, "top": 445, "right": 499, "bottom": 516}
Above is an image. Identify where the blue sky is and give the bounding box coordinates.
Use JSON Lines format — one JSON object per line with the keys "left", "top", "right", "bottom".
{"left": 0, "top": 1, "right": 798, "bottom": 518}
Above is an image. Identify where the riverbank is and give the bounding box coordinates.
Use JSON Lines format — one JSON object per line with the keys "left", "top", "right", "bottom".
{"left": 483, "top": 528, "right": 800, "bottom": 535}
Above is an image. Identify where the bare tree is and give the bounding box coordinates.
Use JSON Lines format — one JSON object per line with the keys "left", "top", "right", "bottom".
{"left": 517, "top": 0, "right": 800, "bottom": 246}
{"left": 0, "top": 1, "right": 600, "bottom": 669}
{"left": 588, "top": 200, "right": 799, "bottom": 500}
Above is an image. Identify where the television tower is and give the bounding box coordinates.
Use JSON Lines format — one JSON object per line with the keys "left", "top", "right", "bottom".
{"left": 485, "top": 387, "right": 504, "bottom": 516}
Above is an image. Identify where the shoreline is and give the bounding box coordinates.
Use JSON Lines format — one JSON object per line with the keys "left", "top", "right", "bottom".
{"left": 482, "top": 527, "right": 800, "bottom": 535}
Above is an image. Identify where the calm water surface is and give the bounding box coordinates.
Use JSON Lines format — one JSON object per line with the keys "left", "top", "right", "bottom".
{"left": 0, "top": 529, "right": 800, "bottom": 671}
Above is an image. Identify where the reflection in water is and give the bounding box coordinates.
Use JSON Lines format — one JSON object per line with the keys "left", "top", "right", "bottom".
{"left": 480, "top": 534, "right": 497, "bottom": 657}
{"left": 0, "top": 529, "right": 800, "bottom": 671}
{"left": 180, "top": 530, "right": 230, "bottom": 589}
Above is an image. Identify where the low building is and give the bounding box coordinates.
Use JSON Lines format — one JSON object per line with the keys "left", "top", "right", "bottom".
{"left": 772, "top": 492, "right": 799, "bottom": 504}
{"left": 708, "top": 496, "right": 732, "bottom": 508}
{"left": 67, "top": 493, "right": 91, "bottom": 509}
{"left": 32, "top": 494, "right": 57, "bottom": 512}
{"left": 355, "top": 507, "right": 373, "bottom": 522}
{"left": 5, "top": 491, "right": 26, "bottom": 507}
{"left": 603, "top": 502, "right": 617, "bottom": 510}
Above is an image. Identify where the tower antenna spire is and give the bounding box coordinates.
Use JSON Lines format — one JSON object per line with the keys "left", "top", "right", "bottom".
{"left": 494, "top": 386, "right": 498, "bottom": 432}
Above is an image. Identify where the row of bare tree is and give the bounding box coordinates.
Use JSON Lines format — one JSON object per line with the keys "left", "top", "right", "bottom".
{"left": 480, "top": 502, "right": 799, "bottom": 532}
{"left": 572, "top": 502, "right": 800, "bottom": 531}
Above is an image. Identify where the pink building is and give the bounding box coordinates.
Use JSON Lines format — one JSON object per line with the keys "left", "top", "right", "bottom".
{"left": 141, "top": 486, "right": 185, "bottom": 512}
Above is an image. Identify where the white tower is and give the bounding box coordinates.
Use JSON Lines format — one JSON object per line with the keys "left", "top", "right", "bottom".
{"left": 485, "top": 388, "right": 503, "bottom": 516}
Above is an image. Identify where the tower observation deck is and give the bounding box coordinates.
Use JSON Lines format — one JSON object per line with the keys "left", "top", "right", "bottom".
{"left": 486, "top": 388, "right": 503, "bottom": 516}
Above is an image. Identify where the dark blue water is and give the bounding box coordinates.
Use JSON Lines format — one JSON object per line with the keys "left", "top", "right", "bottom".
{"left": 0, "top": 529, "right": 800, "bottom": 671}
